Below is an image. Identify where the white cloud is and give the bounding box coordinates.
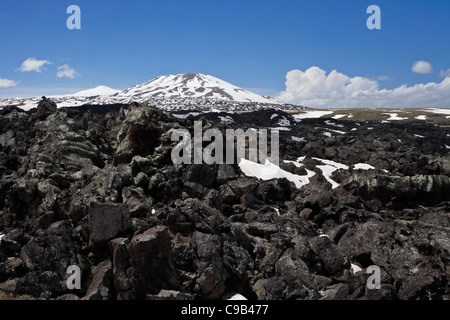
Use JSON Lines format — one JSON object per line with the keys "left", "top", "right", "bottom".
{"left": 411, "top": 60, "right": 433, "bottom": 74}
{"left": 276, "top": 66, "right": 450, "bottom": 108}
{"left": 0, "top": 77, "right": 19, "bottom": 88}
{"left": 19, "top": 58, "right": 52, "bottom": 72}
{"left": 56, "top": 64, "right": 80, "bottom": 79}
{"left": 440, "top": 68, "right": 450, "bottom": 78}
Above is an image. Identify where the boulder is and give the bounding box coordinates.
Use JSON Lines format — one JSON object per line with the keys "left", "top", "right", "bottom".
{"left": 168, "top": 198, "right": 230, "bottom": 235}
{"left": 308, "top": 236, "right": 346, "bottom": 274}
{"left": 337, "top": 219, "right": 395, "bottom": 269}
{"left": 113, "top": 104, "right": 169, "bottom": 165}
{"left": 256, "top": 178, "right": 292, "bottom": 203}
{"left": 296, "top": 184, "right": 335, "bottom": 212}
{"left": 275, "top": 249, "right": 314, "bottom": 296}
{"left": 252, "top": 277, "right": 284, "bottom": 300}
{"left": 82, "top": 259, "right": 114, "bottom": 300}
{"left": 227, "top": 177, "right": 258, "bottom": 198}
{"left": 128, "top": 226, "right": 179, "bottom": 296}
{"left": 19, "top": 221, "right": 87, "bottom": 276}
{"left": 183, "top": 181, "right": 208, "bottom": 198}
{"left": 217, "top": 164, "right": 236, "bottom": 184}
{"left": 240, "top": 192, "right": 265, "bottom": 209}
{"left": 36, "top": 97, "right": 57, "bottom": 121}
{"left": 203, "top": 189, "right": 223, "bottom": 212}
{"left": 1, "top": 229, "right": 25, "bottom": 257}
{"left": 108, "top": 237, "right": 131, "bottom": 297}
{"left": 219, "top": 183, "right": 236, "bottom": 205}
{"left": 185, "top": 164, "right": 216, "bottom": 188}
{"left": 192, "top": 231, "right": 226, "bottom": 299}
{"left": 88, "top": 202, "right": 131, "bottom": 244}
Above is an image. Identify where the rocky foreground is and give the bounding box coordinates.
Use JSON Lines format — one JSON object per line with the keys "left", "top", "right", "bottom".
{"left": 0, "top": 98, "right": 449, "bottom": 300}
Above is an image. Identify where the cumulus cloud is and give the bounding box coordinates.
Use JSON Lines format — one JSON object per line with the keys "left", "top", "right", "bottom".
{"left": 19, "top": 58, "right": 52, "bottom": 72}
{"left": 411, "top": 60, "right": 433, "bottom": 74}
{"left": 0, "top": 77, "right": 19, "bottom": 88}
{"left": 276, "top": 66, "right": 450, "bottom": 108}
{"left": 56, "top": 64, "right": 80, "bottom": 79}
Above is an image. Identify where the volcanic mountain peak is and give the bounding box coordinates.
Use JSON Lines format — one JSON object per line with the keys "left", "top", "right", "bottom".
{"left": 70, "top": 86, "right": 121, "bottom": 97}
{"left": 0, "top": 73, "right": 303, "bottom": 111}
{"left": 120, "top": 73, "right": 282, "bottom": 104}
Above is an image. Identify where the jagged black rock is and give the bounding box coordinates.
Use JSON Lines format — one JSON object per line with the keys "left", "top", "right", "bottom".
{"left": 0, "top": 99, "right": 449, "bottom": 300}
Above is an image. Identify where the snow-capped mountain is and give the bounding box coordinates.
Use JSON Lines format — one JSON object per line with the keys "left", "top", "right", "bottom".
{"left": 0, "top": 73, "right": 305, "bottom": 112}
{"left": 70, "top": 86, "right": 121, "bottom": 97}
{"left": 120, "top": 73, "right": 282, "bottom": 104}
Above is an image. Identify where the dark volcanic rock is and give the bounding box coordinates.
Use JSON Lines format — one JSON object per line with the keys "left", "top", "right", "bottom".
{"left": 88, "top": 202, "right": 131, "bottom": 244}
{"left": 0, "top": 100, "right": 449, "bottom": 300}
{"left": 82, "top": 259, "right": 114, "bottom": 300}
{"left": 274, "top": 249, "right": 316, "bottom": 299}
{"left": 108, "top": 237, "right": 132, "bottom": 299}
{"left": 192, "top": 231, "right": 226, "bottom": 299}
{"left": 36, "top": 97, "right": 57, "bottom": 121}
{"left": 360, "top": 174, "right": 450, "bottom": 206}
{"left": 128, "top": 226, "right": 179, "bottom": 297}
{"left": 308, "top": 236, "right": 346, "bottom": 274}
{"left": 185, "top": 164, "right": 216, "bottom": 187}
{"left": 217, "top": 164, "right": 237, "bottom": 184}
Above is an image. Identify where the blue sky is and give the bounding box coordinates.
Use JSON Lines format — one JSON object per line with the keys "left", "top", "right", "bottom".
{"left": 0, "top": 0, "right": 449, "bottom": 107}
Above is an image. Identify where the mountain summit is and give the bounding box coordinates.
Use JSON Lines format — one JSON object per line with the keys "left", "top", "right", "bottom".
{"left": 119, "top": 73, "right": 282, "bottom": 104}
{"left": 0, "top": 73, "right": 303, "bottom": 111}
{"left": 70, "top": 86, "right": 121, "bottom": 97}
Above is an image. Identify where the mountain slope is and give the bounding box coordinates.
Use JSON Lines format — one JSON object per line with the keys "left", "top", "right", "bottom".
{"left": 70, "top": 86, "right": 121, "bottom": 97}
{"left": 119, "top": 73, "right": 282, "bottom": 104}
{"left": 0, "top": 73, "right": 304, "bottom": 111}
